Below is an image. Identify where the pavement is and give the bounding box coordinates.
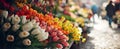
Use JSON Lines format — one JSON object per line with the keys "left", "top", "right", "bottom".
{"left": 80, "top": 15, "right": 120, "bottom": 49}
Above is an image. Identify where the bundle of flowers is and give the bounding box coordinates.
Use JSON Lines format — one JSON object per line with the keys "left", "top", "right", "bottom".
{"left": 0, "top": 10, "right": 49, "bottom": 49}
{"left": 16, "top": 6, "right": 81, "bottom": 48}
{"left": 0, "top": 0, "right": 82, "bottom": 48}
{"left": 75, "top": 17, "right": 85, "bottom": 27}
{"left": 0, "top": 0, "right": 84, "bottom": 49}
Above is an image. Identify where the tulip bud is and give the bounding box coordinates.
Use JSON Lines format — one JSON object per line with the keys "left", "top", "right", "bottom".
{"left": 12, "top": 15, "right": 20, "bottom": 24}
{"left": 2, "top": 10, "right": 8, "bottom": 18}
{"left": 53, "top": 36, "right": 59, "bottom": 42}
{"left": 21, "top": 16, "right": 27, "bottom": 24}
{"left": 23, "top": 39, "right": 31, "bottom": 46}
{"left": 3, "top": 23, "right": 11, "bottom": 31}
{"left": 12, "top": 24, "right": 20, "bottom": 31}
{"left": 37, "top": 32, "right": 49, "bottom": 41}
{"left": 56, "top": 44, "right": 63, "bottom": 49}
{"left": 61, "top": 41, "right": 69, "bottom": 47}
{"left": 19, "top": 31, "right": 30, "bottom": 38}
{"left": 22, "top": 22, "right": 33, "bottom": 31}
{"left": 6, "top": 35, "right": 14, "bottom": 42}
{"left": 8, "top": 14, "right": 14, "bottom": 21}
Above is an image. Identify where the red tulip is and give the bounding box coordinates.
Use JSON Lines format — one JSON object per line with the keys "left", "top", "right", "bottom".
{"left": 22, "top": 6, "right": 28, "bottom": 11}
{"left": 9, "top": 6, "right": 15, "bottom": 12}
{"left": 26, "top": 15, "right": 30, "bottom": 19}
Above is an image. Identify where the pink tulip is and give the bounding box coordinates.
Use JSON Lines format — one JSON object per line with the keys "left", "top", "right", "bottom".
{"left": 34, "top": 17, "right": 39, "bottom": 22}
{"left": 60, "top": 39, "right": 67, "bottom": 42}
{"left": 59, "top": 35, "right": 66, "bottom": 39}
{"left": 50, "top": 32, "right": 57, "bottom": 37}
{"left": 57, "top": 30, "right": 63, "bottom": 36}
{"left": 46, "top": 26, "right": 52, "bottom": 32}
{"left": 61, "top": 41, "right": 69, "bottom": 47}
{"left": 53, "top": 36, "right": 59, "bottom": 42}
{"left": 56, "top": 44, "right": 63, "bottom": 49}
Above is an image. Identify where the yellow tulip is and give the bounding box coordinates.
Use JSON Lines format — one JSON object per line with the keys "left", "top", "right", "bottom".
{"left": 82, "top": 38, "right": 86, "bottom": 43}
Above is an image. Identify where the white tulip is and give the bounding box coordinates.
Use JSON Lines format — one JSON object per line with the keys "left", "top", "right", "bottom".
{"left": 21, "top": 16, "right": 27, "bottom": 24}
{"left": 31, "top": 28, "right": 49, "bottom": 41}
{"left": 27, "top": 19, "right": 30, "bottom": 22}
{"left": 2, "top": 10, "right": 8, "bottom": 18}
{"left": 12, "top": 15, "right": 20, "bottom": 24}
{"left": 23, "top": 39, "right": 31, "bottom": 46}
{"left": 31, "top": 28, "right": 41, "bottom": 35}
{"left": 31, "top": 19, "right": 40, "bottom": 28}
{"left": 36, "top": 32, "right": 49, "bottom": 41}
{"left": 36, "top": 28, "right": 48, "bottom": 41}
{"left": 39, "top": 28, "right": 46, "bottom": 33}
{"left": 6, "top": 35, "right": 14, "bottom": 42}
{"left": 12, "top": 24, "right": 20, "bottom": 31}
{"left": 19, "top": 31, "right": 30, "bottom": 38}
{"left": 8, "top": 14, "right": 14, "bottom": 21}
{"left": 33, "top": 22, "right": 40, "bottom": 28}
{"left": 22, "top": 22, "right": 33, "bottom": 31}
{"left": 3, "top": 22, "right": 11, "bottom": 31}
{"left": 31, "top": 19, "right": 36, "bottom": 25}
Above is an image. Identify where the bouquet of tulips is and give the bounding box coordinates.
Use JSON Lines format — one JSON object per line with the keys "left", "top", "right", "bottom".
{"left": 0, "top": 0, "right": 83, "bottom": 48}
{"left": 0, "top": 10, "right": 49, "bottom": 49}
{"left": 0, "top": 5, "right": 82, "bottom": 49}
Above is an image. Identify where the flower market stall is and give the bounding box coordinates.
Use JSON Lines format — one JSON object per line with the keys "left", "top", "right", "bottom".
{"left": 0, "top": 0, "right": 89, "bottom": 49}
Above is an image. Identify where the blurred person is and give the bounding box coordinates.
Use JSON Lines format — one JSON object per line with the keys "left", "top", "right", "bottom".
{"left": 105, "top": 0, "right": 115, "bottom": 28}
{"left": 97, "top": 7, "right": 102, "bottom": 17}
{"left": 91, "top": 3, "right": 99, "bottom": 23}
